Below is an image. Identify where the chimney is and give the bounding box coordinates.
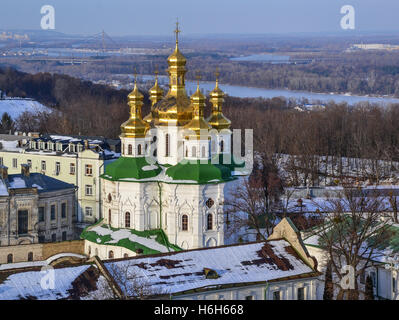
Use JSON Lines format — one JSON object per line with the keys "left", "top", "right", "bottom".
{"left": 21, "top": 163, "right": 30, "bottom": 177}
{"left": 0, "top": 165, "right": 8, "bottom": 180}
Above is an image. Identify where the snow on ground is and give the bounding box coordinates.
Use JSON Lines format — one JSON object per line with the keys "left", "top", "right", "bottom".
{"left": 0, "top": 98, "right": 51, "bottom": 120}
{"left": 90, "top": 225, "right": 174, "bottom": 253}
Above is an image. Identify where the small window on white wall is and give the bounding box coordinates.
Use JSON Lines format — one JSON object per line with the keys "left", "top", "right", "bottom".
{"left": 137, "top": 144, "right": 142, "bottom": 155}
{"left": 201, "top": 146, "right": 206, "bottom": 158}
{"left": 165, "top": 134, "right": 170, "bottom": 157}
{"left": 191, "top": 146, "right": 196, "bottom": 158}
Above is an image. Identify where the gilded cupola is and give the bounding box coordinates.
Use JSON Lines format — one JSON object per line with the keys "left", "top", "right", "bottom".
{"left": 153, "top": 21, "right": 192, "bottom": 126}
{"left": 144, "top": 69, "right": 164, "bottom": 124}
{"left": 184, "top": 78, "right": 211, "bottom": 139}
{"left": 207, "top": 70, "right": 231, "bottom": 130}
{"left": 120, "top": 74, "right": 150, "bottom": 138}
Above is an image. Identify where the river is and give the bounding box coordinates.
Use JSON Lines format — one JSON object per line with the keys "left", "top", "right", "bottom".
{"left": 138, "top": 75, "right": 399, "bottom": 106}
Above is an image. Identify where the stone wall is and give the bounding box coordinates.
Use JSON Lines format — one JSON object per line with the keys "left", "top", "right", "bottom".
{"left": 0, "top": 240, "right": 85, "bottom": 264}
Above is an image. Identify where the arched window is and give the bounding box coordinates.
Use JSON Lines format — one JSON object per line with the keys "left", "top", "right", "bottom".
{"left": 202, "top": 146, "right": 206, "bottom": 158}
{"left": 182, "top": 215, "right": 188, "bottom": 231}
{"left": 185, "top": 147, "right": 188, "bottom": 157}
{"left": 122, "top": 143, "right": 125, "bottom": 155}
{"left": 108, "top": 250, "right": 114, "bottom": 259}
{"left": 165, "top": 134, "right": 170, "bottom": 157}
{"left": 124, "top": 253, "right": 129, "bottom": 258}
{"left": 207, "top": 214, "right": 213, "bottom": 230}
{"left": 137, "top": 144, "right": 142, "bottom": 155}
{"left": 28, "top": 252, "right": 33, "bottom": 262}
{"left": 7, "top": 254, "right": 13, "bottom": 263}
{"left": 88, "top": 246, "right": 92, "bottom": 256}
{"left": 220, "top": 140, "right": 224, "bottom": 152}
{"left": 191, "top": 146, "right": 196, "bottom": 158}
{"left": 128, "top": 144, "right": 132, "bottom": 155}
{"left": 125, "top": 212, "right": 131, "bottom": 228}
{"left": 108, "top": 209, "right": 112, "bottom": 224}
{"left": 108, "top": 194, "right": 112, "bottom": 203}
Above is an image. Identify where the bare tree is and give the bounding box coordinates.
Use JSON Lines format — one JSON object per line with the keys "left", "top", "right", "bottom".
{"left": 225, "top": 156, "right": 283, "bottom": 241}
{"left": 310, "top": 186, "right": 394, "bottom": 300}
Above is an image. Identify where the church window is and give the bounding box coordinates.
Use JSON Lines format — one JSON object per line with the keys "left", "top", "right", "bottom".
{"left": 7, "top": 254, "right": 13, "bottom": 264}
{"left": 107, "top": 193, "right": 112, "bottom": 203}
{"left": 220, "top": 140, "right": 224, "bottom": 152}
{"left": 137, "top": 144, "right": 142, "bottom": 155}
{"left": 108, "top": 251, "right": 114, "bottom": 259}
{"left": 124, "top": 253, "right": 129, "bottom": 258}
{"left": 206, "top": 198, "right": 214, "bottom": 208}
{"left": 88, "top": 246, "right": 91, "bottom": 255}
{"left": 41, "top": 160, "right": 46, "bottom": 171}
{"left": 55, "top": 162, "right": 61, "bottom": 175}
{"left": 108, "top": 209, "right": 112, "bottom": 224}
{"left": 165, "top": 134, "right": 170, "bottom": 157}
{"left": 125, "top": 212, "right": 131, "bottom": 228}
{"left": 128, "top": 144, "right": 132, "bottom": 155}
{"left": 297, "top": 287, "right": 305, "bottom": 300}
{"left": 12, "top": 158, "right": 17, "bottom": 168}
{"left": 182, "top": 215, "right": 188, "bottom": 231}
{"left": 28, "top": 252, "right": 33, "bottom": 262}
{"left": 185, "top": 146, "right": 188, "bottom": 157}
{"left": 207, "top": 214, "right": 213, "bottom": 230}
{"left": 191, "top": 146, "right": 196, "bottom": 158}
{"left": 61, "top": 203, "right": 67, "bottom": 219}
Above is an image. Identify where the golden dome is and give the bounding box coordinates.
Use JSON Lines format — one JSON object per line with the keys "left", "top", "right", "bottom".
{"left": 183, "top": 84, "right": 211, "bottom": 139}
{"left": 153, "top": 21, "right": 192, "bottom": 126}
{"left": 144, "top": 71, "right": 164, "bottom": 124}
{"left": 120, "top": 77, "right": 150, "bottom": 138}
{"left": 207, "top": 74, "right": 231, "bottom": 130}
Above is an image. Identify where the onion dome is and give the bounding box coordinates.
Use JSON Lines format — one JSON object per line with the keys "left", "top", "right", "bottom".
{"left": 207, "top": 71, "right": 231, "bottom": 130}
{"left": 120, "top": 75, "right": 150, "bottom": 138}
{"left": 144, "top": 71, "right": 164, "bottom": 124}
{"left": 183, "top": 82, "right": 211, "bottom": 139}
{"left": 153, "top": 21, "right": 192, "bottom": 126}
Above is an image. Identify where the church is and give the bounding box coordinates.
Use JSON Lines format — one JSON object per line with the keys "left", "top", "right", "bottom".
{"left": 82, "top": 23, "right": 248, "bottom": 258}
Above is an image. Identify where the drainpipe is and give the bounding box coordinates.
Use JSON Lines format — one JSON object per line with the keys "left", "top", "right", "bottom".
{"left": 8, "top": 197, "right": 11, "bottom": 246}
{"left": 264, "top": 282, "right": 269, "bottom": 300}
{"left": 157, "top": 181, "right": 162, "bottom": 229}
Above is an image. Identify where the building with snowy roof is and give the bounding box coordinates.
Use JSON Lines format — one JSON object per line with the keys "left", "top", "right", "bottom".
{"left": 0, "top": 218, "right": 321, "bottom": 300}
{"left": 0, "top": 133, "right": 120, "bottom": 228}
{"left": 0, "top": 164, "right": 76, "bottom": 258}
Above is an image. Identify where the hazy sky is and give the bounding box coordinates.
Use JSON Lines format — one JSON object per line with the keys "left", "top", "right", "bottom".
{"left": 1, "top": 0, "right": 399, "bottom": 36}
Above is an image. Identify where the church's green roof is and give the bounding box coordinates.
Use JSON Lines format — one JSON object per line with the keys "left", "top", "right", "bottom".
{"left": 211, "top": 153, "right": 246, "bottom": 171}
{"left": 165, "top": 160, "right": 234, "bottom": 184}
{"left": 102, "top": 157, "right": 162, "bottom": 181}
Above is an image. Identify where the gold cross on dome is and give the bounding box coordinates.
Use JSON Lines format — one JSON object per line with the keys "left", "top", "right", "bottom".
{"left": 215, "top": 67, "right": 220, "bottom": 87}
{"left": 154, "top": 64, "right": 159, "bottom": 80}
{"left": 195, "top": 71, "right": 202, "bottom": 87}
{"left": 174, "top": 19, "right": 181, "bottom": 45}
